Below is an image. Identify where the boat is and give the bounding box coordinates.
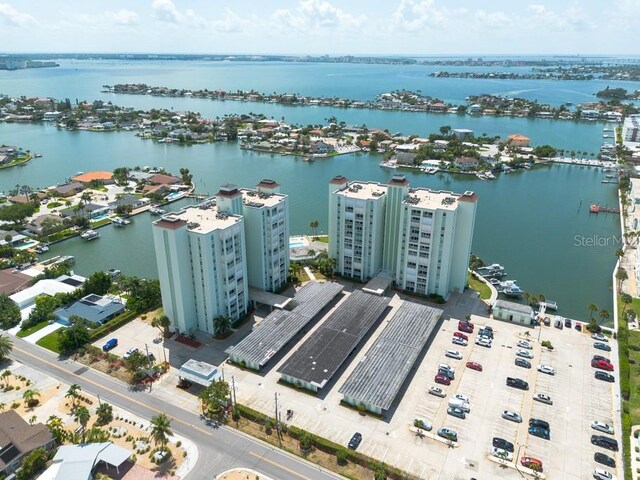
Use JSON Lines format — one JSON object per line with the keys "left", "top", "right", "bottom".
{"left": 34, "top": 153, "right": 43, "bottom": 158}
{"left": 80, "top": 229, "right": 100, "bottom": 241}
{"left": 107, "top": 268, "right": 122, "bottom": 279}
{"left": 379, "top": 161, "right": 398, "bottom": 170}
{"left": 603, "top": 134, "right": 613, "bottom": 138}
{"left": 112, "top": 217, "right": 131, "bottom": 227}
{"left": 503, "top": 286, "right": 524, "bottom": 298}
{"left": 603, "top": 127, "right": 613, "bottom": 132}
{"left": 489, "top": 278, "right": 500, "bottom": 286}
{"left": 477, "top": 263, "right": 506, "bottom": 278}
{"left": 303, "top": 156, "right": 315, "bottom": 163}
{"left": 34, "top": 244, "right": 49, "bottom": 254}
{"left": 538, "top": 300, "right": 558, "bottom": 311}
{"left": 149, "top": 207, "right": 166, "bottom": 216}
{"left": 484, "top": 172, "right": 496, "bottom": 180}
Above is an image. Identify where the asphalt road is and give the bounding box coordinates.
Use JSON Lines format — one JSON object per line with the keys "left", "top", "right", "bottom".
{"left": 9, "top": 338, "right": 343, "bottom": 480}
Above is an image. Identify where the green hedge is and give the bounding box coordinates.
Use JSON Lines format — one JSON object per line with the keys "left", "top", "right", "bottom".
{"left": 618, "top": 300, "right": 632, "bottom": 480}
{"left": 88, "top": 309, "right": 141, "bottom": 342}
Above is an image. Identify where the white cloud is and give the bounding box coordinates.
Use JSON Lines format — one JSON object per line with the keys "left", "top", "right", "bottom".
{"left": 0, "top": 2, "right": 36, "bottom": 27}
{"left": 109, "top": 9, "right": 139, "bottom": 26}
{"left": 391, "top": 0, "right": 447, "bottom": 32}
{"left": 527, "top": 3, "right": 593, "bottom": 31}
{"left": 152, "top": 0, "right": 207, "bottom": 28}
{"left": 476, "top": 10, "right": 511, "bottom": 29}
{"left": 211, "top": 8, "right": 251, "bottom": 34}
{"left": 272, "top": 0, "right": 365, "bottom": 33}
{"left": 77, "top": 9, "right": 139, "bottom": 28}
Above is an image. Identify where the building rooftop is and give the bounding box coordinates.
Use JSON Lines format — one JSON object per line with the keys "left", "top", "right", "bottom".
{"left": 71, "top": 171, "right": 113, "bottom": 183}
{"left": 48, "top": 442, "right": 132, "bottom": 480}
{"left": 161, "top": 202, "right": 243, "bottom": 233}
{"left": 179, "top": 359, "right": 221, "bottom": 386}
{"left": 403, "top": 188, "right": 470, "bottom": 211}
{"left": 278, "top": 290, "right": 390, "bottom": 389}
{"left": 494, "top": 299, "right": 533, "bottom": 315}
{"left": 0, "top": 410, "right": 53, "bottom": 472}
{"left": 226, "top": 281, "right": 343, "bottom": 368}
{"left": 335, "top": 181, "right": 387, "bottom": 201}
{"left": 241, "top": 188, "right": 286, "bottom": 208}
{"left": 54, "top": 294, "right": 125, "bottom": 325}
{"left": 10, "top": 275, "right": 85, "bottom": 308}
{"left": 339, "top": 301, "right": 442, "bottom": 411}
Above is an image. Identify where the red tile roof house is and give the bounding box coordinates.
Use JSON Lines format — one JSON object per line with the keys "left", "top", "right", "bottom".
{"left": 71, "top": 171, "right": 114, "bottom": 185}
{"left": 0, "top": 410, "right": 55, "bottom": 476}
{"left": 147, "top": 174, "right": 181, "bottom": 186}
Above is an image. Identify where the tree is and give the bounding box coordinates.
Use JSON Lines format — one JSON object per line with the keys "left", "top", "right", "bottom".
{"left": 74, "top": 406, "right": 91, "bottom": 443}
{"left": 587, "top": 303, "right": 598, "bottom": 320}
{"left": 22, "top": 388, "right": 41, "bottom": 408}
{"left": 213, "top": 316, "right": 232, "bottom": 337}
{"left": 616, "top": 248, "right": 624, "bottom": 260}
{"left": 151, "top": 315, "right": 171, "bottom": 336}
{"left": 199, "top": 380, "right": 230, "bottom": 418}
{"left": 439, "top": 125, "right": 452, "bottom": 137}
{"left": 86, "top": 426, "right": 110, "bottom": 443}
{"left": 15, "top": 447, "right": 48, "bottom": 480}
{"left": 66, "top": 384, "right": 81, "bottom": 409}
{"left": 599, "top": 309, "right": 611, "bottom": 325}
{"left": 150, "top": 413, "right": 172, "bottom": 450}
{"left": 0, "top": 294, "right": 21, "bottom": 329}
{"left": 1, "top": 369, "right": 11, "bottom": 387}
{"left": 95, "top": 402, "right": 113, "bottom": 426}
{"left": 58, "top": 321, "right": 91, "bottom": 353}
{"left": 621, "top": 293, "right": 633, "bottom": 316}
{"left": 309, "top": 220, "right": 319, "bottom": 236}
{"left": 616, "top": 268, "right": 628, "bottom": 290}
{"left": 0, "top": 334, "right": 13, "bottom": 362}
{"left": 46, "top": 415, "right": 67, "bottom": 443}
{"left": 82, "top": 271, "right": 112, "bottom": 296}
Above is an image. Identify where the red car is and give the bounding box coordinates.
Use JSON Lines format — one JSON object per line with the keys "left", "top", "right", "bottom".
{"left": 458, "top": 323, "right": 473, "bottom": 334}
{"left": 435, "top": 374, "right": 452, "bottom": 386}
{"left": 521, "top": 456, "right": 543, "bottom": 471}
{"left": 466, "top": 361, "right": 483, "bottom": 371}
{"left": 592, "top": 359, "right": 614, "bottom": 371}
{"left": 453, "top": 331, "right": 468, "bottom": 340}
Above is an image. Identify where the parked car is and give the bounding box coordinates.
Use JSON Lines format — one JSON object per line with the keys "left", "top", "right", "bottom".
{"left": 492, "top": 437, "right": 514, "bottom": 453}
{"left": 438, "top": 367, "right": 455, "bottom": 380}
{"left": 176, "top": 379, "right": 192, "bottom": 389}
{"left": 594, "top": 452, "right": 616, "bottom": 468}
{"left": 448, "top": 398, "right": 470, "bottom": 413}
{"left": 564, "top": 318, "right": 572, "bottom": 328}
{"left": 475, "top": 337, "right": 492, "bottom": 348}
{"left": 529, "top": 426, "right": 550, "bottom": 440}
{"left": 593, "top": 468, "right": 615, "bottom": 480}
{"left": 515, "top": 358, "right": 532, "bottom": 369}
{"left": 529, "top": 418, "right": 550, "bottom": 430}
{"left": 491, "top": 447, "right": 513, "bottom": 462}
{"left": 591, "top": 421, "right": 614, "bottom": 435}
{"left": 429, "top": 386, "right": 446, "bottom": 398}
{"left": 478, "top": 328, "right": 494, "bottom": 339}
{"left": 459, "top": 323, "right": 473, "bottom": 334}
{"left": 543, "top": 317, "right": 551, "bottom": 326}
{"left": 516, "top": 340, "right": 532, "bottom": 349}
{"left": 516, "top": 349, "right": 534, "bottom": 359}
{"left": 594, "top": 342, "right": 612, "bottom": 352}
{"left": 123, "top": 347, "right": 139, "bottom": 359}
{"left": 537, "top": 364, "right": 555, "bottom": 375}
{"left": 466, "top": 361, "right": 483, "bottom": 372}
{"left": 575, "top": 323, "right": 582, "bottom": 332}
{"left": 592, "top": 333, "right": 608, "bottom": 342}
{"left": 554, "top": 319, "right": 563, "bottom": 329}
{"left": 521, "top": 456, "right": 543, "bottom": 471}
{"left": 102, "top": 338, "right": 118, "bottom": 351}
{"left": 348, "top": 432, "right": 362, "bottom": 450}
{"left": 591, "top": 435, "right": 619, "bottom": 451}
{"left": 453, "top": 331, "right": 468, "bottom": 340}
{"left": 453, "top": 393, "right": 470, "bottom": 403}
{"left": 413, "top": 418, "right": 432, "bottom": 431}
{"left": 435, "top": 374, "right": 451, "bottom": 386}
{"left": 533, "top": 393, "right": 553, "bottom": 405}
{"left": 502, "top": 410, "right": 522, "bottom": 423}
{"left": 592, "top": 359, "right": 614, "bottom": 371}
{"left": 445, "top": 349, "right": 463, "bottom": 360}
{"left": 595, "top": 371, "right": 615, "bottom": 383}
{"left": 447, "top": 406, "right": 466, "bottom": 419}
{"left": 452, "top": 337, "right": 468, "bottom": 346}
{"left": 506, "top": 377, "right": 529, "bottom": 390}
{"left": 437, "top": 428, "right": 457, "bottom": 442}
{"left": 458, "top": 320, "right": 474, "bottom": 331}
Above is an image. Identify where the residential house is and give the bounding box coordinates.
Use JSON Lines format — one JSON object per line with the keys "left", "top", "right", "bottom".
{"left": 507, "top": 134, "right": 531, "bottom": 148}
{"left": 580, "top": 109, "right": 601, "bottom": 121}
{"left": 0, "top": 229, "right": 29, "bottom": 248}
{"left": 109, "top": 194, "right": 149, "bottom": 210}
{"left": 454, "top": 156, "right": 480, "bottom": 171}
{"left": 309, "top": 141, "right": 335, "bottom": 155}
{"left": 0, "top": 410, "right": 55, "bottom": 476}
{"left": 7, "top": 193, "right": 46, "bottom": 204}
{"left": 468, "top": 104, "right": 482, "bottom": 114}
{"left": 25, "top": 214, "right": 64, "bottom": 236}
{"left": 452, "top": 129, "right": 474, "bottom": 140}
{"left": 49, "top": 182, "right": 84, "bottom": 198}
{"left": 147, "top": 174, "right": 181, "bottom": 186}
{"left": 395, "top": 152, "right": 417, "bottom": 166}
{"left": 38, "top": 442, "right": 132, "bottom": 480}
{"left": 54, "top": 294, "right": 125, "bottom": 325}
{"left": 71, "top": 171, "right": 114, "bottom": 185}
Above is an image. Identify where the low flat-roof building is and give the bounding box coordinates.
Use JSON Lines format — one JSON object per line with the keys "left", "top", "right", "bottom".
{"left": 178, "top": 359, "right": 222, "bottom": 386}
{"left": 339, "top": 301, "right": 442, "bottom": 415}
{"left": 278, "top": 290, "right": 390, "bottom": 392}
{"left": 54, "top": 294, "right": 125, "bottom": 325}
{"left": 493, "top": 299, "right": 533, "bottom": 326}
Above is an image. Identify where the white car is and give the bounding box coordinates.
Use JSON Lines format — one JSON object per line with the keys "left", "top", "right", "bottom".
{"left": 476, "top": 337, "right": 492, "bottom": 348}
{"left": 516, "top": 340, "right": 532, "bottom": 349}
{"left": 592, "top": 333, "right": 608, "bottom": 343}
{"left": 516, "top": 349, "right": 534, "bottom": 359}
{"left": 534, "top": 393, "right": 553, "bottom": 405}
{"left": 537, "top": 364, "right": 555, "bottom": 375}
{"left": 454, "top": 393, "right": 470, "bottom": 403}
{"left": 429, "top": 386, "right": 446, "bottom": 398}
{"left": 123, "top": 347, "right": 139, "bottom": 359}
{"left": 501, "top": 410, "right": 522, "bottom": 423}
{"left": 491, "top": 447, "right": 513, "bottom": 462}
{"left": 438, "top": 363, "right": 453, "bottom": 372}
{"left": 445, "top": 349, "right": 463, "bottom": 360}
{"left": 452, "top": 337, "right": 468, "bottom": 346}
{"left": 593, "top": 468, "right": 615, "bottom": 480}
{"left": 591, "top": 421, "right": 614, "bottom": 435}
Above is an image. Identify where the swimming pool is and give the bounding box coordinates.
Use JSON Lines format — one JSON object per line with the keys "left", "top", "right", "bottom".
{"left": 166, "top": 191, "right": 183, "bottom": 200}
{"left": 289, "top": 242, "right": 305, "bottom": 248}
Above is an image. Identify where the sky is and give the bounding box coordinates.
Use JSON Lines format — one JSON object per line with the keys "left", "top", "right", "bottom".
{"left": 0, "top": 0, "right": 638, "bottom": 55}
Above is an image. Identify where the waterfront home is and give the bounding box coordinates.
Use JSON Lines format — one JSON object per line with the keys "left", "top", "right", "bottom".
{"left": 142, "top": 184, "right": 170, "bottom": 197}
{"left": 580, "top": 109, "right": 600, "bottom": 121}
{"left": 54, "top": 293, "right": 125, "bottom": 325}
{"left": 0, "top": 411, "right": 55, "bottom": 477}
{"left": 452, "top": 128, "right": 474, "bottom": 140}
{"left": 429, "top": 102, "right": 446, "bottom": 112}
{"left": 468, "top": 104, "right": 482, "bottom": 114}
{"left": 59, "top": 203, "right": 109, "bottom": 220}
{"left": 0, "top": 229, "right": 29, "bottom": 248}
{"left": 49, "top": 181, "right": 84, "bottom": 198}
{"left": 603, "top": 111, "right": 623, "bottom": 122}
{"left": 7, "top": 192, "right": 47, "bottom": 205}
{"left": 128, "top": 171, "right": 154, "bottom": 182}
{"left": 507, "top": 134, "right": 531, "bottom": 148}
{"left": 10, "top": 274, "right": 85, "bottom": 312}
{"left": 492, "top": 299, "right": 534, "bottom": 326}
{"left": 395, "top": 152, "right": 417, "bottom": 166}
{"left": 109, "top": 193, "right": 149, "bottom": 210}
{"left": 71, "top": 171, "right": 114, "bottom": 185}
{"left": 147, "top": 173, "right": 181, "bottom": 185}
{"left": 309, "top": 141, "right": 335, "bottom": 155}
{"left": 453, "top": 156, "right": 481, "bottom": 171}
{"left": 0, "top": 145, "right": 19, "bottom": 161}
{"left": 25, "top": 214, "right": 63, "bottom": 236}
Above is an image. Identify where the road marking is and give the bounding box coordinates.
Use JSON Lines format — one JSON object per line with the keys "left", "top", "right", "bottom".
{"left": 13, "top": 346, "right": 212, "bottom": 437}
{"left": 249, "top": 451, "right": 312, "bottom": 480}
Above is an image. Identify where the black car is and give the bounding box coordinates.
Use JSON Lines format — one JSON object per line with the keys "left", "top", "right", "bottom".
{"left": 515, "top": 358, "right": 531, "bottom": 369}
{"left": 554, "top": 319, "right": 563, "bottom": 329}
{"left": 348, "top": 432, "right": 362, "bottom": 450}
{"left": 595, "top": 371, "right": 615, "bottom": 383}
{"left": 594, "top": 452, "right": 616, "bottom": 468}
{"left": 529, "top": 418, "right": 550, "bottom": 430}
{"left": 529, "top": 426, "right": 550, "bottom": 440}
{"left": 594, "top": 342, "right": 612, "bottom": 352}
{"left": 543, "top": 317, "right": 551, "bottom": 326}
{"left": 492, "top": 437, "right": 514, "bottom": 453}
{"left": 564, "top": 318, "right": 572, "bottom": 328}
{"left": 479, "top": 328, "right": 494, "bottom": 339}
{"left": 506, "top": 377, "right": 529, "bottom": 390}
{"left": 591, "top": 435, "right": 619, "bottom": 451}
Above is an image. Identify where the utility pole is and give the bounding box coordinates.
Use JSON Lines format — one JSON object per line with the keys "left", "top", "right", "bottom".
{"left": 274, "top": 392, "right": 282, "bottom": 446}
{"left": 231, "top": 376, "right": 238, "bottom": 426}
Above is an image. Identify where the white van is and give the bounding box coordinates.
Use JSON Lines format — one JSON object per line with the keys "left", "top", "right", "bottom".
{"left": 448, "top": 397, "right": 470, "bottom": 413}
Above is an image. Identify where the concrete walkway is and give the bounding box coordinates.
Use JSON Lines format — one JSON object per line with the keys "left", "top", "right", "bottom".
{"left": 303, "top": 266, "right": 317, "bottom": 281}
{"left": 23, "top": 322, "right": 64, "bottom": 344}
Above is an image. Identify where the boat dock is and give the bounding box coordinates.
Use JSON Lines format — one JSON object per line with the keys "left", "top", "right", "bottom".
{"left": 589, "top": 203, "right": 620, "bottom": 214}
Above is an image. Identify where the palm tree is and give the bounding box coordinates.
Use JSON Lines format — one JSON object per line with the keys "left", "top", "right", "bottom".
{"left": 66, "top": 384, "right": 81, "bottom": 409}
{"left": 621, "top": 293, "right": 633, "bottom": 316}
{"left": 309, "top": 220, "right": 319, "bottom": 236}
{"left": 213, "top": 316, "right": 232, "bottom": 337}
{"left": 587, "top": 304, "right": 598, "bottom": 320}
{"left": 615, "top": 248, "right": 624, "bottom": 260}
{"left": 0, "top": 335, "right": 13, "bottom": 362}
{"left": 151, "top": 315, "right": 171, "bottom": 336}
{"left": 1, "top": 369, "right": 11, "bottom": 388}
{"left": 150, "top": 413, "right": 172, "bottom": 451}
{"left": 22, "top": 388, "right": 40, "bottom": 408}
{"left": 74, "top": 406, "right": 90, "bottom": 443}
{"left": 599, "top": 309, "right": 611, "bottom": 325}
{"left": 29, "top": 415, "right": 38, "bottom": 425}
{"left": 0, "top": 403, "right": 5, "bottom": 412}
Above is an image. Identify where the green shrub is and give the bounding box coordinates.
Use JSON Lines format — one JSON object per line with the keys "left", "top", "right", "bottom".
{"left": 336, "top": 449, "right": 348, "bottom": 466}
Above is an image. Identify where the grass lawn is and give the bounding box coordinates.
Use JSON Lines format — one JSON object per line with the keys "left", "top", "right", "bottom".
{"left": 296, "top": 268, "right": 310, "bottom": 283}
{"left": 36, "top": 329, "right": 62, "bottom": 354}
{"left": 311, "top": 269, "right": 326, "bottom": 280}
{"left": 467, "top": 272, "right": 491, "bottom": 300}
{"left": 313, "top": 236, "right": 329, "bottom": 244}
{"left": 16, "top": 321, "right": 50, "bottom": 338}
{"left": 90, "top": 218, "right": 112, "bottom": 228}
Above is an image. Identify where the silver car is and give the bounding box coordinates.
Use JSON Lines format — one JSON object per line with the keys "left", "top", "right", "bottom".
{"left": 502, "top": 410, "right": 522, "bottom": 423}
{"left": 534, "top": 393, "right": 553, "bottom": 405}
{"left": 516, "top": 349, "right": 534, "bottom": 359}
